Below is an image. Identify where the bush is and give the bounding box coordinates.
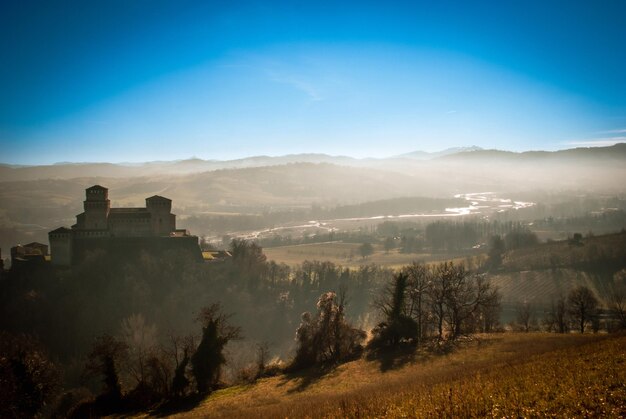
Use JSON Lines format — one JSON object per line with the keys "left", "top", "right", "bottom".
{"left": 0, "top": 331, "right": 60, "bottom": 419}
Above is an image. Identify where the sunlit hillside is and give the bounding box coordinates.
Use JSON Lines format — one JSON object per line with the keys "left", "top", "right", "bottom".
{"left": 135, "top": 333, "right": 625, "bottom": 418}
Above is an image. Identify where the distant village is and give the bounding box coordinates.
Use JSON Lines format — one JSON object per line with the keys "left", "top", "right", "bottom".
{"left": 1, "top": 185, "right": 230, "bottom": 276}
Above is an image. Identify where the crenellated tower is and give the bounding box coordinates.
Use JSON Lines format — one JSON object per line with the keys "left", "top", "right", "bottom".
{"left": 83, "top": 185, "right": 110, "bottom": 230}
{"left": 146, "top": 195, "right": 176, "bottom": 236}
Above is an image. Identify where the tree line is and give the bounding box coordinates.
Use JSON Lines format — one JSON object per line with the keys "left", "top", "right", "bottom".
{"left": 2, "top": 236, "right": 626, "bottom": 417}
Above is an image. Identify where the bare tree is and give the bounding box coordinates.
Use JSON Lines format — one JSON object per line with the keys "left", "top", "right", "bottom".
{"left": 374, "top": 262, "right": 502, "bottom": 342}
{"left": 404, "top": 263, "right": 431, "bottom": 343}
{"left": 516, "top": 301, "right": 533, "bottom": 332}
{"left": 120, "top": 313, "right": 157, "bottom": 387}
{"left": 475, "top": 288, "right": 502, "bottom": 333}
{"left": 543, "top": 296, "right": 569, "bottom": 333}
{"left": 255, "top": 342, "right": 270, "bottom": 378}
{"left": 469, "top": 275, "right": 501, "bottom": 334}
{"left": 608, "top": 270, "right": 626, "bottom": 330}
{"left": 428, "top": 262, "right": 456, "bottom": 339}
{"left": 567, "top": 286, "right": 599, "bottom": 334}
{"left": 444, "top": 269, "right": 499, "bottom": 338}
{"left": 443, "top": 264, "right": 476, "bottom": 338}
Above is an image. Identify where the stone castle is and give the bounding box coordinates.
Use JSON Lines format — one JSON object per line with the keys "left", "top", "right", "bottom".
{"left": 49, "top": 185, "right": 200, "bottom": 266}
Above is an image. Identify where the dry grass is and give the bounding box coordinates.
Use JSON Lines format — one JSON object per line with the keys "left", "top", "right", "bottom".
{"left": 141, "top": 333, "right": 625, "bottom": 418}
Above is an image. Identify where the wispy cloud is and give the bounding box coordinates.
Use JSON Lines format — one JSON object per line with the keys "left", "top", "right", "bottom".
{"left": 563, "top": 137, "right": 626, "bottom": 147}
{"left": 266, "top": 70, "right": 323, "bottom": 101}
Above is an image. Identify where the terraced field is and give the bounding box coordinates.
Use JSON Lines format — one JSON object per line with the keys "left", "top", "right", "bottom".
{"left": 491, "top": 268, "right": 609, "bottom": 306}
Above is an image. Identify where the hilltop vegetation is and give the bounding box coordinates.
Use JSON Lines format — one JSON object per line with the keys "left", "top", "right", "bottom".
{"left": 3, "top": 228, "right": 626, "bottom": 417}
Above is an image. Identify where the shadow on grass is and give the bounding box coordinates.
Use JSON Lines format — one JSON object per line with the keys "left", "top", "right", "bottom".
{"left": 147, "top": 393, "right": 205, "bottom": 417}
{"left": 278, "top": 364, "right": 338, "bottom": 394}
{"left": 365, "top": 337, "right": 479, "bottom": 372}
{"left": 366, "top": 343, "right": 421, "bottom": 372}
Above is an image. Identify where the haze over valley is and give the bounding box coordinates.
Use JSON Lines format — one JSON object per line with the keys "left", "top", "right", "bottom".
{"left": 2, "top": 1, "right": 626, "bottom": 418}
{"left": 2, "top": 143, "right": 625, "bottom": 253}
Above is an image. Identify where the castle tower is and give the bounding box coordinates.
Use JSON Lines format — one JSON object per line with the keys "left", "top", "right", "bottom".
{"left": 83, "top": 185, "right": 110, "bottom": 230}
{"left": 48, "top": 227, "right": 72, "bottom": 266}
{"left": 146, "top": 195, "right": 175, "bottom": 236}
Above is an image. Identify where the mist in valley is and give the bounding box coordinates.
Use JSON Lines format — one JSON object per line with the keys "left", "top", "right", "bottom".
{"left": 2, "top": 144, "right": 626, "bottom": 417}
{"left": 3, "top": 1, "right": 626, "bottom": 417}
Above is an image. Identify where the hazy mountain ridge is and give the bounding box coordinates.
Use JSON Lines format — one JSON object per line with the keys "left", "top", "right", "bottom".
{"left": 395, "top": 145, "right": 484, "bottom": 159}
{"left": 2, "top": 144, "right": 625, "bottom": 182}
{"left": 442, "top": 143, "right": 626, "bottom": 161}
{"left": 2, "top": 144, "right": 625, "bottom": 252}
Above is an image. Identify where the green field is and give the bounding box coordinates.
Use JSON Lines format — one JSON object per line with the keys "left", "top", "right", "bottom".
{"left": 263, "top": 241, "right": 479, "bottom": 269}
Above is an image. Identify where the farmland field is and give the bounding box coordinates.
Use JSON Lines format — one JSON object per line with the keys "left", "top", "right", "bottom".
{"left": 262, "top": 241, "right": 481, "bottom": 269}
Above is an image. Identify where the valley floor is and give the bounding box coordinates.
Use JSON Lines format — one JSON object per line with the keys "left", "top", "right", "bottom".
{"left": 135, "top": 333, "right": 626, "bottom": 418}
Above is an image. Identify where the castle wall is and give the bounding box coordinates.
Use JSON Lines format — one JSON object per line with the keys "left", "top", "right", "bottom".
{"left": 84, "top": 201, "right": 109, "bottom": 229}
{"left": 49, "top": 233, "right": 72, "bottom": 266}
{"left": 71, "top": 235, "right": 202, "bottom": 264}
{"left": 49, "top": 186, "right": 195, "bottom": 266}
{"left": 108, "top": 214, "right": 152, "bottom": 237}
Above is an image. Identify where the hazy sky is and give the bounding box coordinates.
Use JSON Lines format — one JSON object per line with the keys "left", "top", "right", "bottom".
{"left": 2, "top": 1, "right": 626, "bottom": 164}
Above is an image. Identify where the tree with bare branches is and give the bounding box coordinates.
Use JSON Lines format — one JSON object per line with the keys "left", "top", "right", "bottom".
{"left": 428, "top": 262, "right": 457, "bottom": 339}
{"left": 608, "top": 269, "right": 626, "bottom": 330}
{"left": 404, "top": 263, "right": 431, "bottom": 343}
{"left": 543, "top": 296, "right": 569, "bottom": 333}
{"left": 516, "top": 301, "right": 534, "bottom": 332}
{"left": 567, "top": 286, "right": 599, "bottom": 334}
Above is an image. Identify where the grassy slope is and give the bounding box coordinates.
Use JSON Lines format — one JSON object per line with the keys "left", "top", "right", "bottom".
{"left": 138, "top": 333, "right": 625, "bottom": 418}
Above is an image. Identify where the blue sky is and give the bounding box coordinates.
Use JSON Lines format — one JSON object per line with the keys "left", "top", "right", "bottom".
{"left": 1, "top": 1, "right": 626, "bottom": 164}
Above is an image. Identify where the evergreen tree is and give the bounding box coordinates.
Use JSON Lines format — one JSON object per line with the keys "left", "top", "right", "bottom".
{"left": 371, "top": 272, "right": 418, "bottom": 347}
{"left": 190, "top": 304, "right": 241, "bottom": 394}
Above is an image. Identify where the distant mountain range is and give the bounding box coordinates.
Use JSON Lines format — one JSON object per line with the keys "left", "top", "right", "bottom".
{"left": 1, "top": 143, "right": 625, "bottom": 182}
{"left": 394, "top": 146, "right": 484, "bottom": 159}
{"left": 1, "top": 143, "right": 625, "bottom": 252}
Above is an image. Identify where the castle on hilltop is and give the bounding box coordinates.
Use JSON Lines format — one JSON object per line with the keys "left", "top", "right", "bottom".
{"left": 49, "top": 185, "right": 201, "bottom": 266}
